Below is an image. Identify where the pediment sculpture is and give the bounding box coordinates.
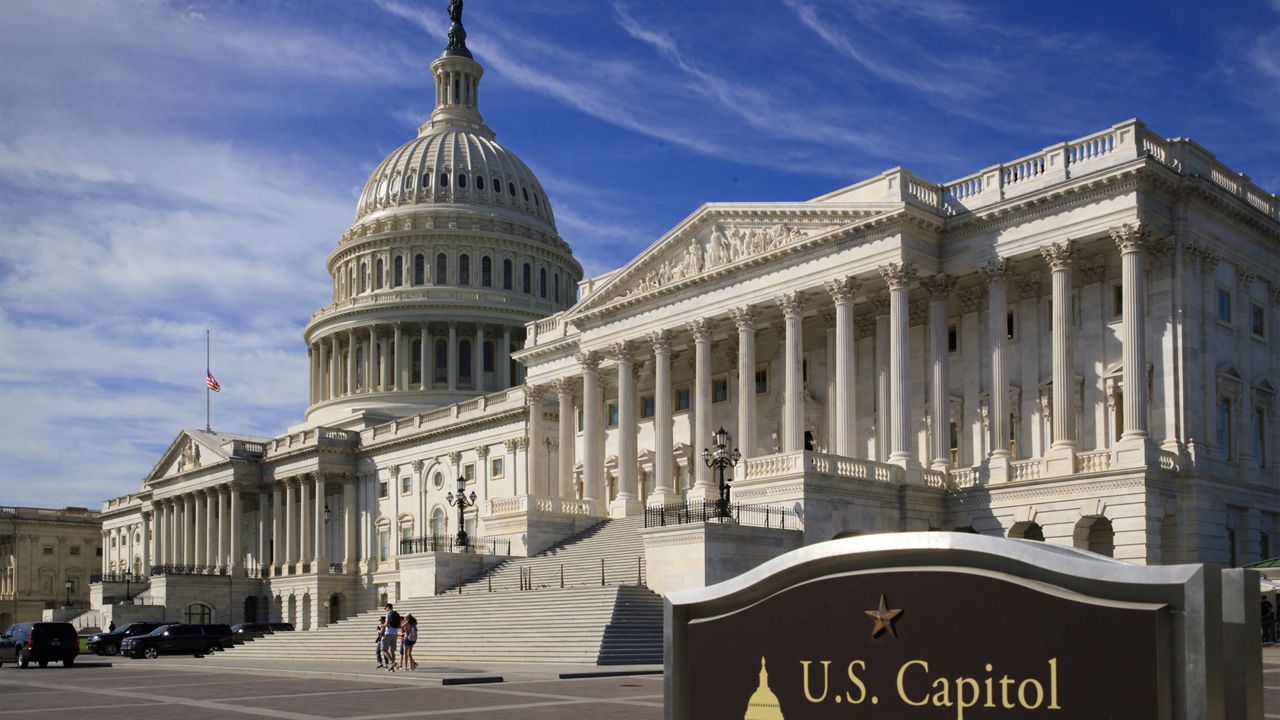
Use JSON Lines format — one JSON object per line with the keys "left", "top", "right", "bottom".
{"left": 626, "top": 222, "right": 810, "bottom": 297}
{"left": 177, "top": 439, "right": 201, "bottom": 473}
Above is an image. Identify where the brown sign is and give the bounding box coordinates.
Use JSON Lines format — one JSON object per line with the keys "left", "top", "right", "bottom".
{"left": 683, "top": 569, "right": 1168, "bottom": 719}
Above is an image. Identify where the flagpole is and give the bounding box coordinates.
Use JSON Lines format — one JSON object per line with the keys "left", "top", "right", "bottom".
{"left": 206, "top": 329, "right": 212, "bottom": 432}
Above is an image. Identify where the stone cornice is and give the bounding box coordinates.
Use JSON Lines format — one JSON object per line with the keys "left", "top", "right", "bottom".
{"left": 357, "top": 406, "right": 525, "bottom": 455}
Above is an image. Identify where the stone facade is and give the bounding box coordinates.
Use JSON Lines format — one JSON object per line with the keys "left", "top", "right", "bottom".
{"left": 0, "top": 505, "right": 102, "bottom": 627}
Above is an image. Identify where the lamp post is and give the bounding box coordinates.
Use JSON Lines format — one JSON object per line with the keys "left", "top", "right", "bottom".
{"left": 446, "top": 476, "right": 477, "bottom": 550}
{"left": 64, "top": 579, "right": 72, "bottom": 608}
{"left": 323, "top": 504, "right": 331, "bottom": 566}
{"left": 702, "top": 426, "right": 741, "bottom": 519}
{"left": 124, "top": 570, "right": 134, "bottom": 604}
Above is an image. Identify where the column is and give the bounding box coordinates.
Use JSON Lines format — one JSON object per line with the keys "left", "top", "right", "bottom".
{"left": 155, "top": 503, "right": 166, "bottom": 565}
{"left": 475, "top": 324, "right": 486, "bottom": 392}
{"left": 648, "top": 330, "right": 678, "bottom": 504}
{"left": 140, "top": 512, "right": 151, "bottom": 575}
{"left": 921, "top": 274, "right": 956, "bottom": 469}
{"left": 777, "top": 294, "right": 805, "bottom": 452}
{"left": 193, "top": 492, "right": 206, "bottom": 571}
{"left": 825, "top": 279, "right": 858, "bottom": 456}
{"left": 447, "top": 322, "right": 458, "bottom": 390}
{"left": 392, "top": 324, "right": 404, "bottom": 392}
{"left": 229, "top": 488, "right": 241, "bottom": 572}
{"left": 501, "top": 326, "right": 512, "bottom": 389}
{"left": 419, "top": 323, "right": 429, "bottom": 391}
{"left": 257, "top": 490, "right": 268, "bottom": 575}
{"left": 317, "top": 338, "right": 329, "bottom": 402}
{"left": 346, "top": 330, "right": 357, "bottom": 396}
{"left": 981, "top": 258, "right": 1013, "bottom": 462}
{"left": 284, "top": 479, "right": 296, "bottom": 569}
{"left": 689, "top": 318, "right": 717, "bottom": 498}
{"left": 526, "top": 385, "right": 547, "bottom": 495}
{"left": 308, "top": 345, "right": 316, "bottom": 405}
{"left": 880, "top": 262, "right": 918, "bottom": 468}
{"left": 1113, "top": 223, "right": 1151, "bottom": 447}
{"left": 366, "top": 327, "right": 376, "bottom": 393}
{"left": 609, "top": 343, "right": 641, "bottom": 516}
{"left": 314, "top": 474, "right": 326, "bottom": 566}
{"left": 729, "top": 308, "right": 757, "bottom": 459}
{"left": 271, "top": 482, "right": 282, "bottom": 572}
{"left": 380, "top": 331, "right": 391, "bottom": 393}
{"left": 300, "top": 475, "right": 312, "bottom": 565}
{"left": 330, "top": 337, "right": 340, "bottom": 399}
{"left": 555, "top": 378, "right": 577, "bottom": 499}
{"left": 184, "top": 494, "right": 196, "bottom": 566}
{"left": 873, "top": 293, "right": 891, "bottom": 461}
{"left": 1042, "top": 241, "right": 1078, "bottom": 468}
{"left": 343, "top": 478, "right": 356, "bottom": 570}
{"left": 577, "top": 352, "right": 602, "bottom": 509}
{"left": 215, "top": 488, "right": 227, "bottom": 571}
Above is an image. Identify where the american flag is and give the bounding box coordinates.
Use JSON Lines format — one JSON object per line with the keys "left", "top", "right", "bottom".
{"left": 206, "top": 370, "right": 221, "bottom": 393}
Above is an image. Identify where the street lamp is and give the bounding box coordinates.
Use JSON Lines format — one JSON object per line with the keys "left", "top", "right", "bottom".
{"left": 702, "top": 426, "right": 741, "bottom": 519}
{"left": 64, "top": 579, "right": 72, "bottom": 608}
{"left": 323, "top": 504, "right": 331, "bottom": 525}
{"left": 446, "top": 475, "right": 477, "bottom": 550}
{"left": 124, "top": 570, "right": 134, "bottom": 604}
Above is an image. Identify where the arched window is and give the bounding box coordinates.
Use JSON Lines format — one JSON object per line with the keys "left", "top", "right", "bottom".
{"left": 439, "top": 172, "right": 449, "bottom": 188}
{"left": 414, "top": 254, "right": 425, "bottom": 285}
{"left": 508, "top": 181, "right": 516, "bottom": 196}
{"left": 502, "top": 259, "right": 513, "bottom": 290}
{"left": 1074, "top": 516, "right": 1115, "bottom": 557}
{"left": 476, "top": 176, "right": 485, "bottom": 191}
{"left": 434, "top": 339, "right": 448, "bottom": 383}
{"left": 421, "top": 172, "right": 431, "bottom": 189}
{"left": 356, "top": 345, "right": 365, "bottom": 390}
{"left": 481, "top": 256, "right": 492, "bottom": 287}
{"left": 435, "top": 253, "right": 448, "bottom": 285}
{"left": 359, "top": 262, "right": 367, "bottom": 293}
{"left": 459, "top": 254, "right": 471, "bottom": 286}
{"left": 459, "top": 340, "right": 473, "bottom": 385}
{"left": 534, "top": 193, "right": 541, "bottom": 208}
{"left": 430, "top": 507, "right": 446, "bottom": 538}
{"left": 393, "top": 256, "right": 403, "bottom": 287}
{"left": 554, "top": 272, "right": 561, "bottom": 303}
{"left": 522, "top": 187, "right": 529, "bottom": 202}
{"left": 539, "top": 267, "right": 547, "bottom": 298}
{"left": 1009, "top": 521, "right": 1045, "bottom": 542}
{"left": 411, "top": 341, "right": 422, "bottom": 386}
{"left": 375, "top": 258, "right": 384, "bottom": 290}
{"left": 483, "top": 341, "right": 495, "bottom": 373}
{"left": 184, "top": 603, "right": 213, "bottom": 624}
{"left": 458, "top": 173, "right": 467, "bottom": 189}
{"left": 522, "top": 263, "right": 531, "bottom": 294}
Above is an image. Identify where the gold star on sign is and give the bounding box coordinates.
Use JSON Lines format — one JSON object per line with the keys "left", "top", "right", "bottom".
{"left": 865, "top": 594, "right": 903, "bottom": 639}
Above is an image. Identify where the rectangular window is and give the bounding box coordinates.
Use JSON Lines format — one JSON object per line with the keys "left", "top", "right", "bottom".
{"left": 399, "top": 523, "right": 413, "bottom": 543}
{"left": 802, "top": 358, "right": 809, "bottom": 384}
{"left": 378, "top": 529, "right": 390, "bottom": 562}
{"left": 1252, "top": 302, "right": 1266, "bottom": 338}
{"left": 640, "top": 394, "right": 655, "bottom": 419}
{"left": 464, "top": 463, "right": 475, "bottom": 481}
{"left": 491, "top": 457, "right": 504, "bottom": 479}
{"left": 577, "top": 408, "right": 584, "bottom": 432}
{"left": 1218, "top": 397, "right": 1233, "bottom": 459}
{"left": 379, "top": 481, "right": 389, "bottom": 499}
{"left": 607, "top": 402, "right": 619, "bottom": 428}
{"left": 1217, "top": 288, "right": 1232, "bottom": 324}
{"left": 1257, "top": 406, "right": 1268, "bottom": 467}
{"left": 69, "top": 546, "right": 80, "bottom": 556}
{"left": 1111, "top": 283, "right": 1124, "bottom": 319}
{"left": 949, "top": 420, "right": 960, "bottom": 465}
{"left": 1006, "top": 312, "right": 1016, "bottom": 341}
{"left": 42, "top": 546, "right": 53, "bottom": 556}
{"left": 755, "top": 368, "right": 768, "bottom": 394}
{"left": 96, "top": 547, "right": 103, "bottom": 557}
{"left": 675, "top": 387, "right": 691, "bottom": 412}
{"left": 1227, "top": 527, "right": 1237, "bottom": 567}
{"left": 401, "top": 476, "right": 411, "bottom": 495}
{"left": 712, "top": 377, "right": 729, "bottom": 403}
{"left": 947, "top": 320, "right": 959, "bottom": 353}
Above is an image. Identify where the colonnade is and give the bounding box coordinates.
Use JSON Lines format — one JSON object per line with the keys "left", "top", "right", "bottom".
{"left": 103, "top": 519, "right": 148, "bottom": 575}
{"left": 152, "top": 486, "right": 240, "bottom": 573}
{"left": 308, "top": 321, "right": 520, "bottom": 404}
{"left": 549, "top": 224, "right": 1154, "bottom": 508}
{"left": 266, "top": 473, "right": 357, "bottom": 575}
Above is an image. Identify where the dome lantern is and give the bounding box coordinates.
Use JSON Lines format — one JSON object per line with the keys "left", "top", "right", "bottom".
{"left": 424, "top": 0, "right": 488, "bottom": 137}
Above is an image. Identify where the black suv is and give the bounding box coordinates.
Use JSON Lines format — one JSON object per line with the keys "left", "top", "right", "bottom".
{"left": 122, "top": 624, "right": 233, "bottom": 659}
{"left": 87, "top": 622, "right": 168, "bottom": 656}
{"left": 231, "top": 622, "right": 293, "bottom": 639}
{"left": 0, "top": 622, "right": 79, "bottom": 668}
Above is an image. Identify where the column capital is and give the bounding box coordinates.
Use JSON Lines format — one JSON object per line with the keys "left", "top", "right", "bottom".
{"left": 878, "top": 261, "right": 917, "bottom": 290}
{"left": 448, "top": 450, "right": 463, "bottom": 466}
{"left": 503, "top": 438, "right": 519, "bottom": 453}
{"left": 776, "top": 292, "right": 804, "bottom": 319}
{"left": 1110, "top": 222, "right": 1150, "bottom": 254}
{"left": 447, "top": 320, "right": 458, "bottom": 330}
{"left": 524, "top": 383, "right": 549, "bottom": 404}
{"left": 554, "top": 376, "right": 576, "bottom": 398}
{"left": 825, "top": 276, "right": 858, "bottom": 304}
{"left": 919, "top": 273, "right": 956, "bottom": 300}
{"left": 979, "top": 257, "right": 1013, "bottom": 284}
{"left": 1269, "top": 281, "right": 1280, "bottom": 309}
{"left": 412, "top": 459, "right": 425, "bottom": 474}
{"left": 387, "top": 464, "right": 400, "bottom": 478}
{"left": 728, "top": 305, "right": 757, "bottom": 330}
{"left": 1040, "top": 240, "right": 1077, "bottom": 271}
{"left": 686, "top": 317, "right": 712, "bottom": 341}
{"left": 575, "top": 350, "right": 601, "bottom": 370}
{"left": 606, "top": 341, "right": 634, "bottom": 364}
{"left": 1236, "top": 265, "right": 1256, "bottom": 290}
{"left": 647, "top": 328, "right": 671, "bottom": 353}
{"left": 1198, "top": 246, "right": 1221, "bottom": 274}
{"left": 475, "top": 445, "right": 491, "bottom": 459}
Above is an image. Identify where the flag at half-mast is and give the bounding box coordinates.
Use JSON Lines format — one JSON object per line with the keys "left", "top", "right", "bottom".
{"left": 206, "top": 370, "right": 222, "bottom": 393}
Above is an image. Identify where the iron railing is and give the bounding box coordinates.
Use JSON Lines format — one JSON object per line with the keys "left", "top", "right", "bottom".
{"left": 400, "top": 535, "right": 511, "bottom": 556}
{"left": 90, "top": 573, "right": 148, "bottom": 584}
{"left": 644, "top": 500, "right": 800, "bottom": 530}
{"left": 149, "top": 564, "right": 262, "bottom": 578}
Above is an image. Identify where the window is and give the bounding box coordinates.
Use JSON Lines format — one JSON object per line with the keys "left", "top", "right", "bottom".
{"left": 414, "top": 254, "right": 425, "bottom": 285}
{"left": 1252, "top": 303, "right": 1266, "bottom": 338}
{"left": 508, "top": 181, "right": 516, "bottom": 196}
{"left": 379, "top": 481, "right": 389, "bottom": 499}
{"left": 1257, "top": 406, "right": 1268, "bottom": 467}
{"left": 1111, "top": 283, "right": 1123, "bottom": 319}
{"left": 1006, "top": 311, "right": 1016, "bottom": 341}
{"left": 463, "top": 463, "right": 475, "bottom": 481}
{"left": 439, "top": 172, "right": 449, "bottom": 188}
{"left": 1217, "top": 288, "right": 1232, "bottom": 324}
{"left": 400, "top": 521, "right": 414, "bottom": 545}
{"left": 356, "top": 346, "right": 366, "bottom": 389}
{"left": 1218, "top": 397, "right": 1233, "bottom": 459}
{"left": 483, "top": 341, "right": 495, "bottom": 373}
{"left": 641, "top": 394, "right": 655, "bottom": 419}
{"left": 411, "top": 342, "right": 422, "bottom": 385}
{"left": 607, "top": 402, "right": 619, "bottom": 428}
{"left": 378, "top": 528, "right": 390, "bottom": 562}
{"left": 481, "top": 256, "right": 492, "bottom": 287}
{"left": 421, "top": 172, "right": 431, "bottom": 189}
{"left": 458, "top": 173, "right": 467, "bottom": 189}
{"left": 522, "top": 187, "right": 529, "bottom": 202}
{"left": 1263, "top": 531, "right": 1272, "bottom": 562}
{"left": 436, "top": 253, "right": 448, "bottom": 285}
{"left": 947, "top": 320, "right": 959, "bottom": 353}
{"left": 503, "top": 259, "right": 513, "bottom": 290}
{"left": 1227, "top": 527, "right": 1237, "bottom": 567}
{"left": 359, "top": 262, "right": 367, "bottom": 293}
{"left": 459, "top": 254, "right": 471, "bottom": 285}
{"left": 712, "top": 377, "right": 729, "bottom": 403}
{"left": 491, "top": 457, "right": 504, "bottom": 478}
{"left": 522, "top": 263, "right": 532, "bottom": 294}
{"left": 476, "top": 175, "right": 486, "bottom": 191}
{"left": 459, "top": 339, "right": 472, "bottom": 384}
{"left": 539, "top": 268, "right": 547, "bottom": 298}
{"left": 675, "top": 387, "right": 691, "bottom": 412}
{"left": 69, "top": 546, "right": 80, "bottom": 556}
{"left": 375, "top": 258, "right": 384, "bottom": 290}
{"left": 433, "top": 471, "right": 444, "bottom": 489}
{"left": 393, "top": 256, "right": 403, "bottom": 287}
{"left": 554, "top": 273, "right": 561, "bottom": 303}
{"left": 184, "top": 603, "right": 212, "bottom": 624}
{"left": 401, "top": 476, "right": 411, "bottom": 495}
{"left": 755, "top": 368, "right": 769, "bottom": 394}
{"left": 577, "top": 408, "right": 584, "bottom": 432}
{"left": 949, "top": 420, "right": 960, "bottom": 465}
{"left": 434, "top": 339, "right": 448, "bottom": 383}
{"left": 431, "top": 508, "right": 446, "bottom": 537}
{"left": 42, "top": 546, "right": 53, "bottom": 555}
{"left": 96, "top": 547, "right": 102, "bottom": 557}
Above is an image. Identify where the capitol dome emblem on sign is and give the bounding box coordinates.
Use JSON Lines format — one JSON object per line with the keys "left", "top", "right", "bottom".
{"left": 743, "top": 657, "right": 784, "bottom": 719}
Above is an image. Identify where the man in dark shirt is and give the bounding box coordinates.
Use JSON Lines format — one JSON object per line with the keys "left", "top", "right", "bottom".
{"left": 382, "top": 604, "right": 401, "bottom": 670}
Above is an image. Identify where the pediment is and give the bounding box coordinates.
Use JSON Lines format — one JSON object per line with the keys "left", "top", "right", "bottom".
{"left": 565, "top": 203, "right": 896, "bottom": 320}
{"left": 142, "top": 428, "right": 246, "bottom": 487}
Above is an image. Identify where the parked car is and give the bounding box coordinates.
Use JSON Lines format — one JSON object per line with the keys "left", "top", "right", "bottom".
{"left": 231, "top": 623, "right": 272, "bottom": 639}
{"left": 268, "top": 622, "right": 294, "bottom": 632}
{"left": 0, "top": 622, "right": 79, "bottom": 668}
{"left": 87, "top": 622, "right": 169, "bottom": 656}
{"left": 122, "top": 624, "right": 232, "bottom": 659}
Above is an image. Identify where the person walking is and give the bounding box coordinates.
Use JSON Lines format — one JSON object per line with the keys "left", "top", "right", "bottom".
{"left": 375, "top": 617, "right": 386, "bottom": 669}
{"left": 382, "top": 603, "right": 401, "bottom": 671}
{"left": 401, "top": 615, "right": 418, "bottom": 671}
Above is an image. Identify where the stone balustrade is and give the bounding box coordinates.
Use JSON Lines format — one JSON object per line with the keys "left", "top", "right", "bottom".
{"left": 740, "top": 451, "right": 900, "bottom": 485}
{"left": 488, "top": 495, "right": 594, "bottom": 517}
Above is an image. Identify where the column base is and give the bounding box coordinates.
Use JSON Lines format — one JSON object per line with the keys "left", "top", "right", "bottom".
{"left": 1044, "top": 446, "right": 1076, "bottom": 476}
{"left": 685, "top": 485, "right": 719, "bottom": 504}
{"left": 1114, "top": 436, "right": 1155, "bottom": 468}
{"left": 987, "top": 454, "right": 1010, "bottom": 484}
{"left": 609, "top": 495, "right": 643, "bottom": 518}
{"left": 646, "top": 491, "right": 683, "bottom": 508}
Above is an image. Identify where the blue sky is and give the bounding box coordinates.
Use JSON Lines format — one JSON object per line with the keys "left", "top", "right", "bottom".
{"left": 0, "top": 0, "right": 1276, "bottom": 509}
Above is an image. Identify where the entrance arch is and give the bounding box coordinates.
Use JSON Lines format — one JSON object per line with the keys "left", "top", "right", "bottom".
{"left": 1008, "top": 521, "right": 1045, "bottom": 542}
{"left": 1074, "top": 516, "right": 1115, "bottom": 557}
{"left": 329, "top": 594, "right": 343, "bottom": 624}
{"left": 244, "top": 596, "right": 258, "bottom": 623}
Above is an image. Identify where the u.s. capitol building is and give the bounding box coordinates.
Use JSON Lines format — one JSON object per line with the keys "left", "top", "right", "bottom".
{"left": 94, "top": 6, "right": 1279, "bottom": 640}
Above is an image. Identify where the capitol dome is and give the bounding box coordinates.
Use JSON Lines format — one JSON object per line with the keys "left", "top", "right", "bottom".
{"left": 300, "top": 1, "right": 581, "bottom": 430}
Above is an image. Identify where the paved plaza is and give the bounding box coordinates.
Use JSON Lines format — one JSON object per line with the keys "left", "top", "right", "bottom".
{"left": 0, "top": 657, "right": 663, "bottom": 719}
